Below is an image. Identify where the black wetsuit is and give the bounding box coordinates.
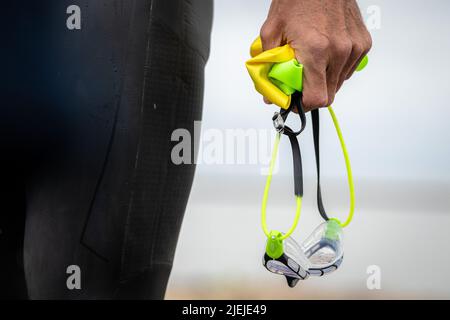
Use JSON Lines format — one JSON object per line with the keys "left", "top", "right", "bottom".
{"left": 0, "top": 0, "right": 213, "bottom": 299}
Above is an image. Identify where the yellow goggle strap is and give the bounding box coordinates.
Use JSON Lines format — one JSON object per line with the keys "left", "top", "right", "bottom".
{"left": 262, "top": 94, "right": 307, "bottom": 240}
{"left": 311, "top": 107, "right": 355, "bottom": 227}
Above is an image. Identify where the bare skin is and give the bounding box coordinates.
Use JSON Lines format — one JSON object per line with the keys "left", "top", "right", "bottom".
{"left": 260, "top": 0, "right": 372, "bottom": 111}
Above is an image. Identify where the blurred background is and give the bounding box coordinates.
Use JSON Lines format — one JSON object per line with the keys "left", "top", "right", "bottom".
{"left": 166, "top": 0, "right": 450, "bottom": 299}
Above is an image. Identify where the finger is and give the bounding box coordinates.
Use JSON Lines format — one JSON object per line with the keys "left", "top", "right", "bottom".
{"left": 338, "top": 5, "right": 372, "bottom": 90}
{"left": 326, "top": 39, "right": 352, "bottom": 106}
{"left": 336, "top": 24, "right": 363, "bottom": 90}
{"left": 336, "top": 49, "right": 363, "bottom": 91}
{"left": 337, "top": 36, "right": 370, "bottom": 91}
{"left": 260, "top": 21, "right": 283, "bottom": 104}
{"left": 301, "top": 61, "right": 328, "bottom": 112}
{"left": 291, "top": 36, "right": 329, "bottom": 112}
{"left": 260, "top": 21, "right": 283, "bottom": 51}
{"left": 344, "top": 34, "right": 371, "bottom": 80}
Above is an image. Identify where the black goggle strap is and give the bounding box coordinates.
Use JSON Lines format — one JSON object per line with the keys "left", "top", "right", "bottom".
{"left": 279, "top": 92, "right": 306, "bottom": 198}
{"left": 311, "top": 109, "right": 330, "bottom": 222}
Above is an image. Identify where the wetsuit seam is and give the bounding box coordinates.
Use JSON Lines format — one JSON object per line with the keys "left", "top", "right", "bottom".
{"left": 119, "top": 0, "right": 154, "bottom": 278}
{"left": 147, "top": 42, "right": 183, "bottom": 268}
{"left": 79, "top": 0, "right": 137, "bottom": 263}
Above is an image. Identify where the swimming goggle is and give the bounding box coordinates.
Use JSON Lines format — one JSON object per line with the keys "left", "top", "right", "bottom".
{"left": 246, "top": 37, "right": 367, "bottom": 287}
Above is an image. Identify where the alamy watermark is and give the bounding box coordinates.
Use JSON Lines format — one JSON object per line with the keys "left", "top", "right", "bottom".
{"left": 366, "top": 265, "right": 382, "bottom": 290}
{"left": 66, "top": 5, "right": 81, "bottom": 30}
{"left": 171, "top": 121, "right": 278, "bottom": 175}
{"left": 365, "top": 5, "right": 382, "bottom": 30}
{"left": 66, "top": 265, "right": 81, "bottom": 290}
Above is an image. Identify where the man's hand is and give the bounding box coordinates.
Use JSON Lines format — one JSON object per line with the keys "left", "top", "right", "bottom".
{"left": 260, "top": 0, "right": 372, "bottom": 111}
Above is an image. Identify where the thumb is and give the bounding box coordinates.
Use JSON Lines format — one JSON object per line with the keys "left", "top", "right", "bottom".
{"left": 260, "top": 22, "right": 283, "bottom": 51}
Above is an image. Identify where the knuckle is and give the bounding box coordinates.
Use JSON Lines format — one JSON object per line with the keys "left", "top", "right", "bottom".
{"left": 352, "top": 42, "right": 365, "bottom": 56}
{"left": 327, "top": 96, "right": 335, "bottom": 107}
{"left": 304, "top": 92, "right": 329, "bottom": 108}
{"left": 362, "top": 31, "right": 373, "bottom": 52}
{"left": 260, "top": 22, "right": 278, "bottom": 41}
{"left": 365, "top": 35, "right": 373, "bottom": 52}
{"left": 333, "top": 37, "right": 352, "bottom": 59}
{"left": 308, "top": 35, "right": 331, "bottom": 54}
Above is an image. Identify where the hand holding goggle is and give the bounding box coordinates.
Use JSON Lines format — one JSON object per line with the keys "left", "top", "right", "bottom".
{"left": 246, "top": 37, "right": 367, "bottom": 287}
